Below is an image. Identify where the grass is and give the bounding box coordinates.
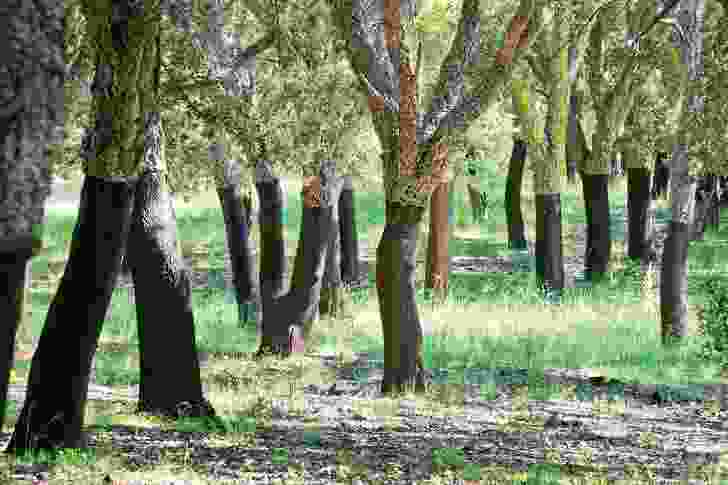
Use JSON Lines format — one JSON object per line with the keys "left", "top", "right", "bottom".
{"left": 2, "top": 168, "right": 728, "bottom": 484}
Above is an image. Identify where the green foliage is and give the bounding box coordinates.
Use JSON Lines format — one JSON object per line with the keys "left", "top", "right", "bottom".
{"left": 694, "top": 276, "right": 728, "bottom": 370}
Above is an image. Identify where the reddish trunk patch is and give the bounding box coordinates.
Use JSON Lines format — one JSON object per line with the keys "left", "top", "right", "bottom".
{"left": 288, "top": 326, "right": 305, "bottom": 354}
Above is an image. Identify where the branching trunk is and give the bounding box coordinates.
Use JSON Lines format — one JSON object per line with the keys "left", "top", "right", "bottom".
{"left": 255, "top": 160, "right": 343, "bottom": 358}
{"left": 504, "top": 138, "right": 528, "bottom": 250}
{"left": 7, "top": 177, "right": 136, "bottom": 453}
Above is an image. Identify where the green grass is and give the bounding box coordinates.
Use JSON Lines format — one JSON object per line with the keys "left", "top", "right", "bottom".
{"left": 4, "top": 169, "right": 728, "bottom": 484}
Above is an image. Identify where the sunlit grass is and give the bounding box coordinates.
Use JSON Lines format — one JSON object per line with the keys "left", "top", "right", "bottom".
{"left": 4, "top": 169, "right": 728, "bottom": 484}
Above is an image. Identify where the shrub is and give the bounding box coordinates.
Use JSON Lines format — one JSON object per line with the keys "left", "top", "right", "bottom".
{"left": 694, "top": 276, "right": 728, "bottom": 370}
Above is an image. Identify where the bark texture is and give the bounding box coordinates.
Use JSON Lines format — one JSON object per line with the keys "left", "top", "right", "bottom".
{"left": 6, "top": 176, "right": 136, "bottom": 453}
{"left": 0, "top": 0, "right": 63, "bottom": 434}
{"left": 377, "top": 204, "right": 431, "bottom": 395}
{"left": 320, "top": 176, "right": 342, "bottom": 318}
{"left": 339, "top": 176, "right": 360, "bottom": 286}
{"left": 216, "top": 160, "right": 257, "bottom": 326}
{"left": 581, "top": 173, "right": 611, "bottom": 281}
{"left": 425, "top": 181, "right": 450, "bottom": 298}
{"left": 626, "top": 167, "right": 654, "bottom": 262}
{"left": 0, "top": 249, "right": 32, "bottom": 433}
{"left": 660, "top": 0, "right": 703, "bottom": 349}
{"left": 651, "top": 152, "right": 670, "bottom": 200}
{"left": 534, "top": 194, "right": 564, "bottom": 294}
{"left": 255, "top": 161, "right": 343, "bottom": 357}
{"left": 127, "top": 169, "right": 214, "bottom": 420}
{"left": 660, "top": 221, "right": 691, "bottom": 345}
{"left": 255, "top": 163, "right": 287, "bottom": 312}
{"left": 504, "top": 138, "right": 528, "bottom": 250}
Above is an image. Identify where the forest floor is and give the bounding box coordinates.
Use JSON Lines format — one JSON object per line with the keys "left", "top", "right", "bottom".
{"left": 2, "top": 173, "right": 728, "bottom": 484}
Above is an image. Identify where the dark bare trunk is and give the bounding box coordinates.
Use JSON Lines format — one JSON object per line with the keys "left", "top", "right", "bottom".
{"left": 504, "top": 138, "right": 528, "bottom": 250}
{"left": 255, "top": 167, "right": 287, "bottom": 315}
{"left": 0, "top": 250, "right": 33, "bottom": 432}
{"left": 6, "top": 176, "right": 136, "bottom": 453}
{"left": 127, "top": 169, "right": 215, "bottom": 420}
{"left": 425, "top": 182, "right": 449, "bottom": 299}
{"left": 660, "top": 221, "right": 691, "bottom": 346}
{"left": 320, "top": 178, "right": 342, "bottom": 318}
{"left": 217, "top": 175, "right": 258, "bottom": 327}
{"left": 626, "top": 167, "right": 653, "bottom": 262}
{"left": 651, "top": 151, "right": 670, "bottom": 200}
{"left": 581, "top": 172, "right": 611, "bottom": 282}
{"left": 692, "top": 175, "right": 719, "bottom": 240}
{"left": 377, "top": 203, "right": 431, "bottom": 395}
{"left": 255, "top": 161, "right": 343, "bottom": 357}
{"left": 467, "top": 183, "right": 483, "bottom": 222}
{"left": 0, "top": 0, "right": 62, "bottom": 437}
{"left": 534, "top": 194, "right": 564, "bottom": 296}
{"left": 339, "top": 175, "right": 360, "bottom": 286}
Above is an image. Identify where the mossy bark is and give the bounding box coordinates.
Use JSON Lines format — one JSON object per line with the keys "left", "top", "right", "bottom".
{"left": 7, "top": 0, "right": 159, "bottom": 454}
{"left": 0, "top": 0, "right": 63, "bottom": 438}
{"left": 7, "top": 177, "right": 136, "bottom": 453}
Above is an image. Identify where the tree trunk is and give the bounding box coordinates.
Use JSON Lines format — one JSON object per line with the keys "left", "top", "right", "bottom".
{"left": 127, "top": 168, "right": 215, "bottom": 420}
{"left": 566, "top": 45, "right": 580, "bottom": 184}
{"left": 651, "top": 151, "right": 670, "bottom": 200}
{"left": 255, "top": 163, "right": 287, "bottom": 316}
{"left": 216, "top": 160, "right": 258, "bottom": 327}
{"left": 692, "top": 174, "right": 719, "bottom": 240}
{"left": 660, "top": 0, "right": 703, "bottom": 349}
{"left": 6, "top": 176, "right": 136, "bottom": 453}
{"left": 626, "top": 167, "right": 653, "bottom": 262}
{"left": 425, "top": 181, "right": 450, "bottom": 300}
{"left": 0, "top": 0, "right": 62, "bottom": 436}
{"left": 320, "top": 176, "right": 342, "bottom": 318}
{"left": 255, "top": 161, "right": 343, "bottom": 357}
{"left": 0, "top": 250, "right": 33, "bottom": 433}
{"left": 534, "top": 194, "right": 564, "bottom": 294}
{"left": 581, "top": 172, "right": 611, "bottom": 281}
{"left": 504, "top": 138, "right": 528, "bottom": 250}
{"left": 377, "top": 203, "right": 430, "bottom": 395}
{"left": 467, "top": 182, "right": 483, "bottom": 222}
{"left": 339, "top": 175, "right": 360, "bottom": 286}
